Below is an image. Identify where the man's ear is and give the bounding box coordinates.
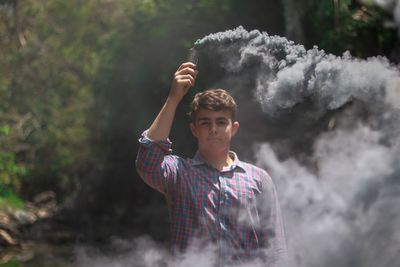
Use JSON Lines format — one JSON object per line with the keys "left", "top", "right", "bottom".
{"left": 190, "top": 122, "right": 197, "bottom": 137}
{"left": 232, "top": 121, "right": 240, "bottom": 136}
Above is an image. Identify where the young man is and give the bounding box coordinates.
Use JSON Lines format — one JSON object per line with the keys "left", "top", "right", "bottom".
{"left": 136, "top": 62, "right": 288, "bottom": 266}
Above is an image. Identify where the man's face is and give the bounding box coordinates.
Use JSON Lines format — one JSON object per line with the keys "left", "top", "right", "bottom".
{"left": 190, "top": 108, "right": 240, "bottom": 155}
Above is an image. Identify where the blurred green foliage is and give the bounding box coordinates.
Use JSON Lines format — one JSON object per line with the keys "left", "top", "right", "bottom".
{"left": 0, "top": 0, "right": 137, "bottom": 201}
{"left": 0, "top": 187, "right": 24, "bottom": 209}
{"left": 304, "top": 0, "right": 397, "bottom": 57}
{"left": 0, "top": 259, "right": 23, "bottom": 267}
{"left": 0, "top": 124, "right": 26, "bottom": 208}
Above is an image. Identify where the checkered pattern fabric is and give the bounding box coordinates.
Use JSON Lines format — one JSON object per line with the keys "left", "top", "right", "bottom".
{"left": 136, "top": 130, "right": 287, "bottom": 266}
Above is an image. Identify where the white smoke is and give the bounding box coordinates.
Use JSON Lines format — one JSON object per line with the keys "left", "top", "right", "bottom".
{"left": 194, "top": 26, "right": 400, "bottom": 267}
{"left": 255, "top": 124, "right": 399, "bottom": 267}
{"left": 195, "top": 26, "right": 400, "bottom": 116}
{"left": 73, "top": 239, "right": 272, "bottom": 267}
{"left": 74, "top": 237, "right": 169, "bottom": 267}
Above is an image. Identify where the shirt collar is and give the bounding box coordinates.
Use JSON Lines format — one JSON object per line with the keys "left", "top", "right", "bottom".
{"left": 192, "top": 150, "right": 247, "bottom": 173}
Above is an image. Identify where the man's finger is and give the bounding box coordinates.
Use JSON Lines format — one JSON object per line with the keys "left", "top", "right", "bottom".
{"left": 176, "top": 74, "right": 195, "bottom": 80}
{"left": 178, "top": 77, "right": 194, "bottom": 86}
{"left": 176, "top": 62, "right": 197, "bottom": 71}
{"left": 176, "top": 69, "right": 197, "bottom": 79}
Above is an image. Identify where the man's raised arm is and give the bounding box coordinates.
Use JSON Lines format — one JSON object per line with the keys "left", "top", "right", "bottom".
{"left": 147, "top": 62, "right": 197, "bottom": 141}
{"left": 135, "top": 62, "right": 197, "bottom": 194}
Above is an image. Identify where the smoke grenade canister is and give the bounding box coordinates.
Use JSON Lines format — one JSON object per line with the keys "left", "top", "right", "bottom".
{"left": 186, "top": 48, "right": 199, "bottom": 65}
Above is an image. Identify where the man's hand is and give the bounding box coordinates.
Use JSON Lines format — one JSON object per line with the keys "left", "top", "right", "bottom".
{"left": 146, "top": 62, "right": 198, "bottom": 141}
{"left": 169, "top": 62, "right": 198, "bottom": 103}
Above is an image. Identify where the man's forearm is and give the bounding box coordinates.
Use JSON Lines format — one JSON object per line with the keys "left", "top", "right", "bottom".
{"left": 147, "top": 62, "right": 197, "bottom": 141}
{"left": 147, "top": 97, "right": 179, "bottom": 141}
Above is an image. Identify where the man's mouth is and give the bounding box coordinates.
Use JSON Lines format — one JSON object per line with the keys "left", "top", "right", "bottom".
{"left": 208, "top": 137, "right": 222, "bottom": 141}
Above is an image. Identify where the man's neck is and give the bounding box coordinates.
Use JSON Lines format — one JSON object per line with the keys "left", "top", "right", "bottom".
{"left": 199, "top": 150, "right": 233, "bottom": 171}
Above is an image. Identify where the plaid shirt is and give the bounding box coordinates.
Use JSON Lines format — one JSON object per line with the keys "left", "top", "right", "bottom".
{"left": 136, "top": 130, "right": 288, "bottom": 266}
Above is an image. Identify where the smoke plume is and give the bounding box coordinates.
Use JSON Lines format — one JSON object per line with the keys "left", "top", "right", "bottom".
{"left": 193, "top": 26, "right": 400, "bottom": 267}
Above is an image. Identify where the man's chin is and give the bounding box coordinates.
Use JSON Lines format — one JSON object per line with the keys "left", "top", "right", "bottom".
{"left": 208, "top": 144, "right": 229, "bottom": 153}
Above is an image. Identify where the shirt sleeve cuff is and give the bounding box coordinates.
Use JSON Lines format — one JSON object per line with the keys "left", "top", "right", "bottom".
{"left": 138, "top": 129, "right": 172, "bottom": 152}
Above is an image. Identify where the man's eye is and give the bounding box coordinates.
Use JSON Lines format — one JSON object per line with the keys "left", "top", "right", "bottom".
{"left": 217, "top": 121, "right": 228, "bottom": 125}
{"left": 201, "top": 122, "right": 210, "bottom": 125}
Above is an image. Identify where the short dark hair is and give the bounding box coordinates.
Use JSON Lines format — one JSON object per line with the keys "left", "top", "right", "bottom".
{"left": 188, "top": 89, "right": 237, "bottom": 122}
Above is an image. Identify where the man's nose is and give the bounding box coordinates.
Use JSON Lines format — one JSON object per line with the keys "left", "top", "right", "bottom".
{"left": 210, "top": 123, "right": 217, "bottom": 133}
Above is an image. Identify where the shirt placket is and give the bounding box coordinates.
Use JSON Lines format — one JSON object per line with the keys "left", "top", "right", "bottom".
{"left": 217, "top": 171, "right": 231, "bottom": 265}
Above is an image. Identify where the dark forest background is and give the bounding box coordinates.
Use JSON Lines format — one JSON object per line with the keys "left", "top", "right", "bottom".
{"left": 1, "top": 0, "right": 399, "bottom": 245}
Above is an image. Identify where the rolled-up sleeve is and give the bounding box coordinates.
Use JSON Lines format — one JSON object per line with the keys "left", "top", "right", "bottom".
{"left": 135, "top": 130, "right": 180, "bottom": 195}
